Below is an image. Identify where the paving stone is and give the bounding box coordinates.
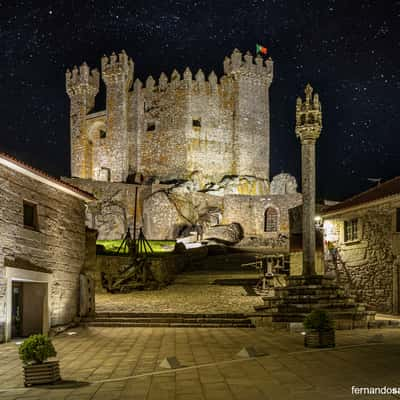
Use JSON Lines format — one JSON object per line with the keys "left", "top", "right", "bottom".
{"left": 1, "top": 328, "right": 400, "bottom": 399}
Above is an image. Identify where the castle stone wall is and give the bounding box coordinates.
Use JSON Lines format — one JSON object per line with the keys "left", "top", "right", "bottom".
{"left": 185, "top": 75, "right": 234, "bottom": 183}
{"left": 138, "top": 75, "right": 189, "bottom": 179}
{"left": 143, "top": 190, "right": 224, "bottom": 240}
{"left": 0, "top": 164, "right": 89, "bottom": 342}
{"left": 222, "top": 193, "right": 302, "bottom": 239}
{"left": 69, "top": 49, "right": 273, "bottom": 184}
{"left": 63, "top": 177, "right": 155, "bottom": 240}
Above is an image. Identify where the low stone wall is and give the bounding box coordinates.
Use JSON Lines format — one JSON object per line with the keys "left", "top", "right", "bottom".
{"left": 95, "top": 254, "right": 186, "bottom": 291}
{"left": 148, "top": 256, "right": 185, "bottom": 284}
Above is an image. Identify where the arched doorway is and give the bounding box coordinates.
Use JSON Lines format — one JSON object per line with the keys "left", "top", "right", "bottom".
{"left": 87, "top": 121, "right": 108, "bottom": 180}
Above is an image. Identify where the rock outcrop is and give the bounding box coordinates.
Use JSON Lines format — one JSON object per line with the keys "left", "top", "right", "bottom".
{"left": 203, "top": 223, "right": 244, "bottom": 244}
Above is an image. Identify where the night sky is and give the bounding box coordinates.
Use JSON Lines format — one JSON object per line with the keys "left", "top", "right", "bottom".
{"left": 0, "top": 1, "right": 399, "bottom": 201}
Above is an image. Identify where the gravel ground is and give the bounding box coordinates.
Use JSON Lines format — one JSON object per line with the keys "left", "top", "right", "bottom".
{"left": 96, "top": 274, "right": 264, "bottom": 314}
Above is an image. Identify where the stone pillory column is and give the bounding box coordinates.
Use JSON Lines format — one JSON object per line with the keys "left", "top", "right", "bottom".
{"left": 295, "top": 84, "right": 322, "bottom": 276}
{"left": 66, "top": 63, "right": 99, "bottom": 178}
{"left": 101, "top": 50, "right": 134, "bottom": 182}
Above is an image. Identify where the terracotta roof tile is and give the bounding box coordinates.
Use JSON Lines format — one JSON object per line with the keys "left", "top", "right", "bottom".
{"left": 323, "top": 176, "right": 400, "bottom": 215}
{"left": 0, "top": 151, "right": 95, "bottom": 201}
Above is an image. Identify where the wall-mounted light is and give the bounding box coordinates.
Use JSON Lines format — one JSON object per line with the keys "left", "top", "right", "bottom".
{"left": 314, "top": 215, "right": 323, "bottom": 228}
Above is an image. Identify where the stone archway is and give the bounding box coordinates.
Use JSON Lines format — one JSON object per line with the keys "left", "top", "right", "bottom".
{"left": 264, "top": 206, "right": 279, "bottom": 232}
{"left": 87, "top": 121, "right": 108, "bottom": 181}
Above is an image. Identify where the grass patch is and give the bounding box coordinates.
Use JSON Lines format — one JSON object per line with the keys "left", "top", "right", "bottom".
{"left": 97, "top": 240, "right": 175, "bottom": 255}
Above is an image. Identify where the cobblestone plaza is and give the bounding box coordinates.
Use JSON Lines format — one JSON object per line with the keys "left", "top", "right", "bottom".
{"left": 1, "top": 327, "right": 400, "bottom": 400}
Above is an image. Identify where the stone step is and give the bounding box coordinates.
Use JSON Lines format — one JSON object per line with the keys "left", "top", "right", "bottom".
{"left": 255, "top": 306, "right": 361, "bottom": 314}
{"left": 256, "top": 302, "right": 366, "bottom": 312}
{"left": 277, "top": 302, "right": 359, "bottom": 311}
{"left": 257, "top": 310, "right": 373, "bottom": 323}
{"left": 261, "top": 298, "right": 357, "bottom": 308}
{"left": 213, "top": 278, "right": 259, "bottom": 286}
{"left": 83, "top": 312, "right": 255, "bottom": 328}
{"left": 262, "top": 297, "right": 356, "bottom": 307}
{"left": 261, "top": 294, "right": 357, "bottom": 302}
{"left": 276, "top": 287, "right": 345, "bottom": 296}
{"left": 94, "top": 312, "right": 247, "bottom": 318}
{"left": 84, "top": 321, "right": 254, "bottom": 328}
{"left": 368, "top": 319, "right": 400, "bottom": 329}
{"left": 90, "top": 317, "right": 253, "bottom": 324}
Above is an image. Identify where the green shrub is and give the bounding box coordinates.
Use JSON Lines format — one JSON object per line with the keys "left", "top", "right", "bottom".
{"left": 18, "top": 334, "right": 57, "bottom": 364}
{"left": 304, "top": 309, "right": 335, "bottom": 331}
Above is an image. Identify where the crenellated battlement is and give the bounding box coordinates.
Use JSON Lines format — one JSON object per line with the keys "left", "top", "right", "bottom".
{"left": 139, "top": 66, "right": 220, "bottom": 94}
{"left": 223, "top": 49, "right": 273, "bottom": 83}
{"left": 134, "top": 48, "right": 271, "bottom": 95}
{"left": 67, "top": 48, "right": 273, "bottom": 183}
{"left": 101, "top": 50, "right": 134, "bottom": 88}
{"left": 65, "top": 62, "right": 99, "bottom": 98}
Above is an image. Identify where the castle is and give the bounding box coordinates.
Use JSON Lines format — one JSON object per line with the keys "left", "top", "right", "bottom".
{"left": 66, "top": 49, "right": 273, "bottom": 184}
{"left": 64, "top": 49, "right": 301, "bottom": 244}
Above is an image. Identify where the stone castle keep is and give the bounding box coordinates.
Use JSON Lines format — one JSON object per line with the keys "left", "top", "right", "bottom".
{"left": 65, "top": 49, "right": 301, "bottom": 243}
{"left": 66, "top": 49, "right": 273, "bottom": 184}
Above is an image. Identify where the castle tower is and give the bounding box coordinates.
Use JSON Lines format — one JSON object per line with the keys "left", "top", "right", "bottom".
{"left": 295, "top": 83, "right": 322, "bottom": 275}
{"left": 66, "top": 63, "right": 99, "bottom": 178}
{"left": 223, "top": 49, "right": 273, "bottom": 180}
{"left": 101, "top": 50, "right": 134, "bottom": 182}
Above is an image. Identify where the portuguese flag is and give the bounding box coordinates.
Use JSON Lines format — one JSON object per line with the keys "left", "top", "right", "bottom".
{"left": 256, "top": 44, "right": 268, "bottom": 55}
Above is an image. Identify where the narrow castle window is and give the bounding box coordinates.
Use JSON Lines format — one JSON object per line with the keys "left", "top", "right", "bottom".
{"left": 100, "top": 167, "right": 111, "bottom": 182}
{"left": 192, "top": 119, "right": 201, "bottom": 128}
{"left": 23, "top": 201, "right": 38, "bottom": 230}
{"left": 396, "top": 209, "right": 400, "bottom": 232}
{"left": 264, "top": 207, "right": 278, "bottom": 232}
{"left": 99, "top": 130, "right": 107, "bottom": 139}
{"left": 146, "top": 122, "right": 156, "bottom": 132}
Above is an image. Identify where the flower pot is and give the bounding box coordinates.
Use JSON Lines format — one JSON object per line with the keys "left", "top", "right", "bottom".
{"left": 23, "top": 360, "right": 61, "bottom": 387}
{"left": 304, "top": 329, "right": 335, "bottom": 348}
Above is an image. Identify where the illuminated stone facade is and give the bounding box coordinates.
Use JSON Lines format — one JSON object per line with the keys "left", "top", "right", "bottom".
{"left": 0, "top": 154, "right": 93, "bottom": 342}
{"left": 65, "top": 49, "right": 303, "bottom": 242}
{"left": 323, "top": 198, "right": 400, "bottom": 313}
{"left": 66, "top": 49, "right": 273, "bottom": 184}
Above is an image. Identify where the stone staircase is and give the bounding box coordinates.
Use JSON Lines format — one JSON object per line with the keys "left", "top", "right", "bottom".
{"left": 253, "top": 275, "right": 375, "bottom": 329}
{"left": 81, "top": 312, "right": 255, "bottom": 328}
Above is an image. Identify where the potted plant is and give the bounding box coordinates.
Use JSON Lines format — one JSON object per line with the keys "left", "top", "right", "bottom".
{"left": 303, "top": 309, "right": 335, "bottom": 348}
{"left": 19, "top": 334, "right": 60, "bottom": 386}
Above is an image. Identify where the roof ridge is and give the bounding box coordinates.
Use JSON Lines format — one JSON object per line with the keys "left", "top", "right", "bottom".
{"left": 0, "top": 151, "right": 95, "bottom": 201}
{"left": 324, "top": 175, "right": 400, "bottom": 215}
{"left": 339, "top": 176, "right": 400, "bottom": 203}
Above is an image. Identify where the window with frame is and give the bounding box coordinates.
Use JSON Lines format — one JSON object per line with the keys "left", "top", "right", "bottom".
{"left": 23, "top": 201, "right": 38, "bottom": 230}
{"left": 264, "top": 207, "right": 278, "bottom": 232}
{"left": 192, "top": 118, "right": 201, "bottom": 128}
{"left": 396, "top": 209, "right": 400, "bottom": 233}
{"left": 146, "top": 122, "right": 156, "bottom": 132}
{"left": 99, "top": 129, "right": 107, "bottom": 139}
{"left": 344, "top": 218, "right": 358, "bottom": 242}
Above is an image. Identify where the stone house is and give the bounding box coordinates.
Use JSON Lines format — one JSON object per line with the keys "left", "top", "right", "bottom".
{"left": 0, "top": 152, "right": 94, "bottom": 342}
{"left": 322, "top": 177, "right": 400, "bottom": 314}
